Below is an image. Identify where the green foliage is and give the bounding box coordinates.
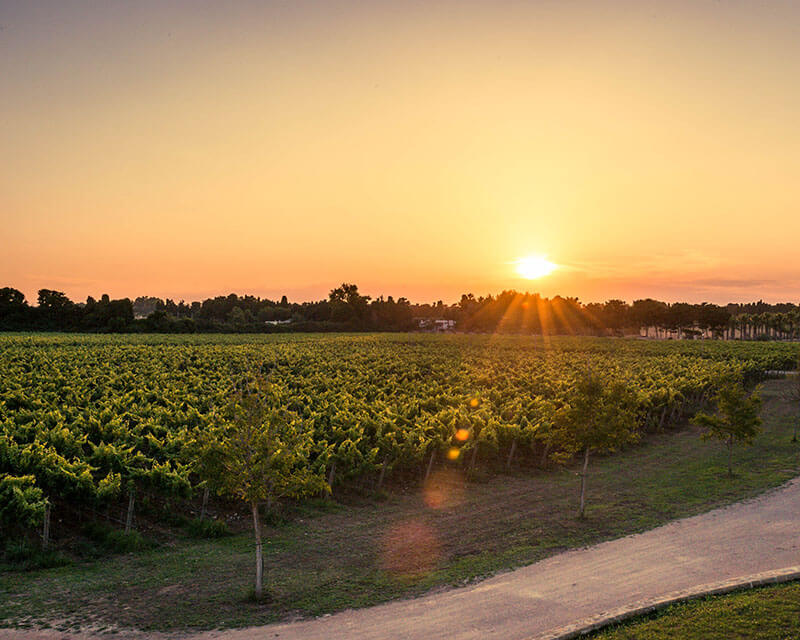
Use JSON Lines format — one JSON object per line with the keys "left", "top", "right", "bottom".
{"left": 0, "top": 333, "right": 795, "bottom": 539}
{"left": 0, "top": 474, "right": 47, "bottom": 532}
{"left": 692, "top": 377, "right": 762, "bottom": 474}
{"left": 196, "top": 375, "right": 329, "bottom": 506}
{"left": 549, "top": 371, "right": 640, "bottom": 517}
{"left": 550, "top": 372, "right": 640, "bottom": 460}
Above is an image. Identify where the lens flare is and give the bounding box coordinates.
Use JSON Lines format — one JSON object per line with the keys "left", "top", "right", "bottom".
{"left": 423, "top": 468, "right": 466, "bottom": 509}
{"left": 380, "top": 520, "right": 442, "bottom": 579}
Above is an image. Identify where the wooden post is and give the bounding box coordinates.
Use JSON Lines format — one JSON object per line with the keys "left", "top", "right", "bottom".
{"left": 377, "top": 458, "right": 388, "bottom": 491}
{"left": 469, "top": 442, "right": 479, "bottom": 471}
{"left": 327, "top": 461, "right": 336, "bottom": 497}
{"left": 506, "top": 440, "right": 517, "bottom": 469}
{"left": 125, "top": 488, "right": 135, "bottom": 533}
{"left": 424, "top": 449, "right": 436, "bottom": 483}
{"left": 540, "top": 442, "right": 551, "bottom": 467}
{"left": 251, "top": 502, "right": 263, "bottom": 599}
{"left": 42, "top": 502, "right": 51, "bottom": 550}
{"left": 200, "top": 486, "right": 210, "bottom": 520}
{"left": 579, "top": 446, "right": 590, "bottom": 518}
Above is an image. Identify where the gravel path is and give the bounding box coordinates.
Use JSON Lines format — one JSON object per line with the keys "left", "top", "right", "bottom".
{"left": 197, "top": 477, "right": 800, "bottom": 640}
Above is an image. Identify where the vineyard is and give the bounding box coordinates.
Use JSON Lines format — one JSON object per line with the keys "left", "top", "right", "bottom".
{"left": 1, "top": 333, "right": 798, "bottom": 543}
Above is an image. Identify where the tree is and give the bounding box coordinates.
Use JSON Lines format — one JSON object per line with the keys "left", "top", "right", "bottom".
{"left": 780, "top": 359, "right": 800, "bottom": 443}
{"left": 196, "top": 375, "right": 327, "bottom": 599}
{"left": 550, "top": 371, "right": 640, "bottom": 518}
{"left": 0, "top": 287, "right": 30, "bottom": 330}
{"left": 691, "top": 378, "right": 762, "bottom": 476}
{"left": 328, "top": 283, "right": 371, "bottom": 325}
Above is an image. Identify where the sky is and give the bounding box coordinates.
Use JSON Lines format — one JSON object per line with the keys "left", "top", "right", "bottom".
{"left": 2, "top": 0, "right": 799, "bottom": 305}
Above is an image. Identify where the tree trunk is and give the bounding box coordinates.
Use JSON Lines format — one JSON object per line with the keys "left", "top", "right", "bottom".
{"left": 579, "top": 446, "right": 590, "bottom": 518}
{"left": 540, "top": 442, "right": 551, "bottom": 467}
{"left": 728, "top": 435, "right": 733, "bottom": 476}
{"left": 251, "top": 501, "right": 263, "bottom": 599}
{"left": 200, "top": 486, "right": 209, "bottom": 520}
{"left": 42, "top": 502, "right": 51, "bottom": 550}
{"left": 125, "top": 488, "right": 135, "bottom": 533}
{"left": 506, "top": 440, "right": 517, "bottom": 468}
{"left": 469, "top": 442, "right": 479, "bottom": 471}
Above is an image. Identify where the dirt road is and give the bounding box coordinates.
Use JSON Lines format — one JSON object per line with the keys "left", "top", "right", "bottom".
{"left": 196, "top": 477, "right": 800, "bottom": 640}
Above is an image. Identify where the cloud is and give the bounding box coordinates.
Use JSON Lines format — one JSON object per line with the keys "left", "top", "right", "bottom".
{"left": 681, "top": 278, "right": 782, "bottom": 289}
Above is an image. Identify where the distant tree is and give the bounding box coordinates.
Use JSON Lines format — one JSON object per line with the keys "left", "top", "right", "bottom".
{"left": 227, "top": 306, "right": 247, "bottom": 328}
{"left": 36, "top": 289, "right": 77, "bottom": 329}
{"left": 551, "top": 371, "right": 640, "bottom": 518}
{"left": 37, "top": 289, "right": 72, "bottom": 310}
{"left": 0, "top": 287, "right": 30, "bottom": 329}
{"left": 329, "top": 283, "right": 371, "bottom": 324}
{"left": 0, "top": 287, "right": 25, "bottom": 308}
{"left": 631, "top": 299, "right": 668, "bottom": 338}
{"left": 196, "top": 375, "right": 327, "bottom": 599}
{"left": 692, "top": 378, "right": 762, "bottom": 476}
{"left": 601, "top": 299, "right": 629, "bottom": 335}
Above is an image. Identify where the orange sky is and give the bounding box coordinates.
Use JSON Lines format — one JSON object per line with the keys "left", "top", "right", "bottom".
{"left": 2, "top": 1, "right": 799, "bottom": 305}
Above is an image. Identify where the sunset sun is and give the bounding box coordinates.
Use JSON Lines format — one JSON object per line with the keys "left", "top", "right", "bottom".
{"left": 515, "top": 255, "right": 557, "bottom": 280}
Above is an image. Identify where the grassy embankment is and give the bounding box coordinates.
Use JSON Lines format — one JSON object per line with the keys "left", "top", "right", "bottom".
{"left": 1, "top": 379, "right": 798, "bottom": 633}
{"left": 588, "top": 580, "right": 800, "bottom": 640}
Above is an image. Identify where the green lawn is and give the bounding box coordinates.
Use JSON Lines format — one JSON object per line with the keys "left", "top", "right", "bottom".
{"left": 589, "top": 580, "right": 800, "bottom": 640}
{"left": 1, "top": 378, "right": 798, "bottom": 633}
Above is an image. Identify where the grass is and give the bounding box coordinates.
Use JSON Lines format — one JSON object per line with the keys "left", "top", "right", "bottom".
{"left": 588, "top": 580, "right": 800, "bottom": 639}
{"left": 0, "top": 378, "right": 798, "bottom": 633}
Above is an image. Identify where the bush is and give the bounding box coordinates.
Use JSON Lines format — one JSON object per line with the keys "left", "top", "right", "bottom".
{"left": 185, "top": 517, "right": 231, "bottom": 538}
{"left": 81, "top": 521, "right": 153, "bottom": 552}
{"left": 2, "top": 539, "right": 70, "bottom": 571}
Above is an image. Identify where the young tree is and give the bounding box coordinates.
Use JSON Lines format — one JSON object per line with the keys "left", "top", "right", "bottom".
{"left": 692, "top": 378, "right": 762, "bottom": 476}
{"left": 781, "top": 359, "right": 800, "bottom": 443}
{"left": 551, "top": 371, "right": 640, "bottom": 518}
{"left": 196, "top": 375, "right": 327, "bottom": 599}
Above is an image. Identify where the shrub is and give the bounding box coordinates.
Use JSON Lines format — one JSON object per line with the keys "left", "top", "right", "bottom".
{"left": 185, "top": 517, "right": 231, "bottom": 538}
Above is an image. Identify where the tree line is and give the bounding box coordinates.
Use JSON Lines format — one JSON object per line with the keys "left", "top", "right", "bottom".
{"left": 2, "top": 284, "right": 800, "bottom": 339}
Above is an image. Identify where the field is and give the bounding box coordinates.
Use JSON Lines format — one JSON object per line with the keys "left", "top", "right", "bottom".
{"left": 2, "top": 333, "right": 797, "bottom": 512}
{"left": 1, "top": 333, "right": 799, "bottom": 631}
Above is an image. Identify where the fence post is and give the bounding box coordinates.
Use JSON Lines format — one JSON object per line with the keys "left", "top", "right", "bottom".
{"left": 424, "top": 449, "right": 436, "bottom": 483}
{"left": 125, "top": 488, "right": 135, "bottom": 533}
{"left": 506, "top": 440, "right": 517, "bottom": 468}
{"left": 42, "top": 502, "right": 51, "bottom": 550}
{"left": 200, "top": 486, "right": 210, "bottom": 520}
{"left": 377, "top": 458, "right": 388, "bottom": 491}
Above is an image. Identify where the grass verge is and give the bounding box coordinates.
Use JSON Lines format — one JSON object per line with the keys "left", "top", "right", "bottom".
{"left": 588, "top": 580, "right": 800, "bottom": 639}
{"left": 1, "top": 379, "right": 798, "bottom": 632}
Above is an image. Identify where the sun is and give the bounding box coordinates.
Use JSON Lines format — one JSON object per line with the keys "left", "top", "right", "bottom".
{"left": 515, "top": 255, "right": 557, "bottom": 279}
